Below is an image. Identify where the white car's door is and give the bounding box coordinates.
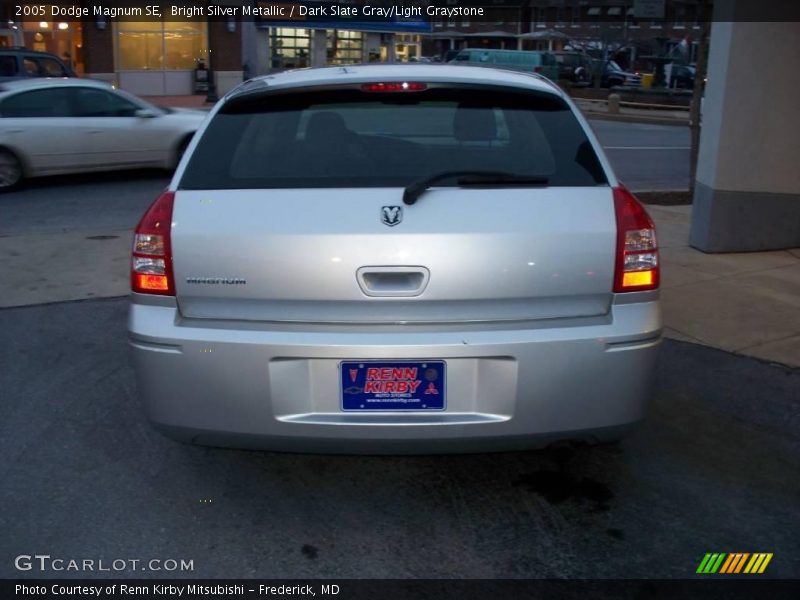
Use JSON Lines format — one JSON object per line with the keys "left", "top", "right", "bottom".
{"left": 71, "top": 87, "right": 173, "bottom": 168}
{"left": 0, "top": 87, "right": 90, "bottom": 175}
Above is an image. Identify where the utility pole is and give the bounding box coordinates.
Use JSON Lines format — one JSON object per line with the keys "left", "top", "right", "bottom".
{"left": 689, "top": 1, "right": 710, "bottom": 197}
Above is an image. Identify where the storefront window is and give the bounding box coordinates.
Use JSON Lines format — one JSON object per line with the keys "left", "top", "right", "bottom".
{"left": 118, "top": 31, "right": 163, "bottom": 70}
{"left": 266, "top": 28, "right": 371, "bottom": 68}
{"left": 117, "top": 21, "right": 207, "bottom": 71}
{"left": 327, "top": 30, "right": 363, "bottom": 64}
{"left": 395, "top": 34, "right": 421, "bottom": 62}
{"left": 164, "top": 23, "right": 207, "bottom": 69}
{"left": 270, "top": 28, "right": 310, "bottom": 69}
{"left": 19, "top": 19, "right": 83, "bottom": 73}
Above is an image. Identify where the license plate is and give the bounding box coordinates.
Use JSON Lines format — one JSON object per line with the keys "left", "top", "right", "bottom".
{"left": 340, "top": 361, "right": 446, "bottom": 411}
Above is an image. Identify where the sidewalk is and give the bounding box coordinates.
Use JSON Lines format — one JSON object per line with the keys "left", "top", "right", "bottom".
{"left": 1, "top": 206, "right": 798, "bottom": 367}
{"left": 142, "top": 95, "right": 214, "bottom": 109}
{"left": 647, "top": 205, "right": 800, "bottom": 366}
{"left": 573, "top": 98, "right": 690, "bottom": 125}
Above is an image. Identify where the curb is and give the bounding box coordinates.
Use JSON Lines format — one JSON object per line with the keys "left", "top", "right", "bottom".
{"left": 582, "top": 111, "right": 689, "bottom": 126}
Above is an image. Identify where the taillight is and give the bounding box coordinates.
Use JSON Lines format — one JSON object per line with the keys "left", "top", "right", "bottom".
{"left": 533, "top": 66, "right": 543, "bottom": 73}
{"left": 361, "top": 82, "right": 427, "bottom": 93}
{"left": 131, "top": 191, "right": 175, "bottom": 296}
{"left": 613, "top": 186, "right": 659, "bottom": 293}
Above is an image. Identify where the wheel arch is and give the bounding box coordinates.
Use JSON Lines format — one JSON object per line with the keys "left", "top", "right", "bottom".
{"left": 0, "top": 144, "right": 29, "bottom": 176}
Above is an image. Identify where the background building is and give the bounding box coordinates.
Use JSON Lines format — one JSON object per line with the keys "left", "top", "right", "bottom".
{"left": 423, "top": 0, "right": 705, "bottom": 66}
{"left": 1, "top": 1, "right": 705, "bottom": 96}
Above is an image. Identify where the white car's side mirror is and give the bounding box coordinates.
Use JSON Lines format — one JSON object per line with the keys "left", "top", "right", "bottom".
{"left": 134, "top": 108, "right": 158, "bottom": 118}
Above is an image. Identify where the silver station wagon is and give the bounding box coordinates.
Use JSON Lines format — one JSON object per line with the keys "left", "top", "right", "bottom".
{"left": 128, "top": 64, "right": 661, "bottom": 454}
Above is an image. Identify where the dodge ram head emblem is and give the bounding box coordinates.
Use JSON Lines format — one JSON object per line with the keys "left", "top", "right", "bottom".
{"left": 381, "top": 206, "right": 403, "bottom": 227}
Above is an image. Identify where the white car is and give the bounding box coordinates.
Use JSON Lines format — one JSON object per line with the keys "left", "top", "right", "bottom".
{"left": 0, "top": 78, "right": 206, "bottom": 191}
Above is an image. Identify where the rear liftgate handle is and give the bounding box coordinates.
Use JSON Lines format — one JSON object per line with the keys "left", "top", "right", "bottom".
{"left": 356, "top": 266, "right": 430, "bottom": 297}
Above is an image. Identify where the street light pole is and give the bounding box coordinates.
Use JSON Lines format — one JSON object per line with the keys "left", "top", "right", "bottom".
{"left": 205, "top": 18, "right": 218, "bottom": 103}
{"left": 689, "top": 1, "right": 710, "bottom": 197}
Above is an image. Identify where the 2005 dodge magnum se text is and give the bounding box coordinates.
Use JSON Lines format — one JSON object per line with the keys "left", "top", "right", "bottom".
{"left": 128, "top": 65, "right": 661, "bottom": 454}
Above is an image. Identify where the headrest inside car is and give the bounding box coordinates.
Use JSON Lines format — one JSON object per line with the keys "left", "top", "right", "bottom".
{"left": 453, "top": 104, "right": 497, "bottom": 142}
{"left": 305, "top": 111, "right": 351, "bottom": 143}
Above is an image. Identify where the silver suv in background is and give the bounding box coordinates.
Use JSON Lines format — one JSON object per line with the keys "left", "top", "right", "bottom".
{"left": 129, "top": 65, "right": 661, "bottom": 454}
{"left": 0, "top": 48, "right": 76, "bottom": 81}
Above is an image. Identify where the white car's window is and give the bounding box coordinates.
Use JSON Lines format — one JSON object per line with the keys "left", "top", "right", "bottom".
{"left": 181, "top": 87, "right": 606, "bottom": 190}
{"left": 72, "top": 88, "right": 139, "bottom": 117}
{"left": 0, "top": 89, "right": 74, "bottom": 118}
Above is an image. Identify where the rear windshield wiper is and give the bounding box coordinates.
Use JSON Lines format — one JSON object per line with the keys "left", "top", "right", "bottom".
{"left": 403, "top": 171, "right": 549, "bottom": 205}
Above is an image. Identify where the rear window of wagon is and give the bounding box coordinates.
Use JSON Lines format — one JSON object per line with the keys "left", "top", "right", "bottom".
{"left": 179, "top": 86, "right": 607, "bottom": 190}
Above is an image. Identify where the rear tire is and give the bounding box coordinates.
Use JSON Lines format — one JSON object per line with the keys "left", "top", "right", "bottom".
{"left": 0, "top": 149, "right": 23, "bottom": 192}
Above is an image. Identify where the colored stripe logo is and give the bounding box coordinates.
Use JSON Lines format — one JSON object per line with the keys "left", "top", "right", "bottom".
{"left": 697, "top": 553, "right": 773, "bottom": 574}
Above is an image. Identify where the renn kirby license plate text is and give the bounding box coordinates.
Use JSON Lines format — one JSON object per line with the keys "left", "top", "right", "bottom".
{"left": 340, "top": 361, "right": 446, "bottom": 411}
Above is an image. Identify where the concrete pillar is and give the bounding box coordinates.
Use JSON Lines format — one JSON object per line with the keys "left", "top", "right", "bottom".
{"left": 258, "top": 29, "right": 271, "bottom": 75}
{"left": 241, "top": 20, "right": 270, "bottom": 77}
{"left": 363, "top": 33, "right": 381, "bottom": 62}
{"left": 81, "top": 20, "right": 115, "bottom": 85}
{"left": 690, "top": 19, "right": 800, "bottom": 252}
{"left": 386, "top": 34, "right": 397, "bottom": 62}
{"left": 208, "top": 19, "right": 243, "bottom": 96}
{"left": 311, "top": 29, "right": 327, "bottom": 67}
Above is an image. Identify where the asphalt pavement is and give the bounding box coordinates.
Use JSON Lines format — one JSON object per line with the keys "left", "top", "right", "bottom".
{"left": 589, "top": 120, "right": 690, "bottom": 191}
{"left": 0, "top": 299, "right": 798, "bottom": 579}
{"left": 2, "top": 118, "right": 798, "bottom": 581}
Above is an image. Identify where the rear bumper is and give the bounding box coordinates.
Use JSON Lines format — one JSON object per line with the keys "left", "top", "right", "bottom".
{"left": 128, "top": 297, "right": 662, "bottom": 454}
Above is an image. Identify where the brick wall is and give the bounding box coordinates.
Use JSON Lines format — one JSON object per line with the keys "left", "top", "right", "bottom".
{"left": 81, "top": 20, "right": 114, "bottom": 73}
{"left": 209, "top": 20, "right": 242, "bottom": 71}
